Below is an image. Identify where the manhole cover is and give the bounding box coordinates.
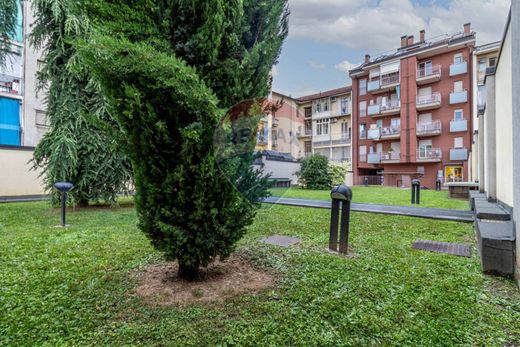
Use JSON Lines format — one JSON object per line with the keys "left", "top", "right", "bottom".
{"left": 412, "top": 240, "right": 471, "bottom": 257}
{"left": 262, "top": 235, "right": 301, "bottom": 247}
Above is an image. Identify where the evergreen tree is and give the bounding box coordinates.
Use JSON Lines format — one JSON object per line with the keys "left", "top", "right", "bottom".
{"left": 30, "top": 0, "right": 135, "bottom": 206}
{"left": 0, "top": 0, "right": 17, "bottom": 65}
{"left": 81, "top": 0, "right": 288, "bottom": 279}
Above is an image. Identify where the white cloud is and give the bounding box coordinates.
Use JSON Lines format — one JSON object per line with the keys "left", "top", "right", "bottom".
{"left": 334, "top": 60, "right": 359, "bottom": 74}
{"left": 308, "top": 60, "right": 326, "bottom": 69}
{"left": 288, "top": 0, "right": 510, "bottom": 53}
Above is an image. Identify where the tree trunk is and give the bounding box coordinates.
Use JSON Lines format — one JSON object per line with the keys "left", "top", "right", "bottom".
{"left": 178, "top": 261, "right": 200, "bottom": 281}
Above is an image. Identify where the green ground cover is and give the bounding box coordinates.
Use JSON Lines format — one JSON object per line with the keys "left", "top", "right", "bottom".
{"left": 0, "top": 200, "right": 518, "bottom": 346}
{"left": 270, "top": 186, "right": 470, "bottom": 210}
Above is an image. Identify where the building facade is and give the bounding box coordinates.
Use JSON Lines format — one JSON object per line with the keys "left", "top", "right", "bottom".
{"left": 350, "top": 24, "right": 475, "bottom": 189}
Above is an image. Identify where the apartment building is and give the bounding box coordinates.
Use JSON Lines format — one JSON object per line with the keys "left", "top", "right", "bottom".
{"left": 471, "top": 41, "right": 500, "bottom": 182}
{"left": 296, "top": 87, "right": 353, "bottom": 162}
{"left": 350, "top": 24, "right": 475, "bottom": 189}
{"left": 476, "top": 2, "right": 520, "bottom": 284}
{"left": 0, "top": 1, "right": 47, "bottom": 198}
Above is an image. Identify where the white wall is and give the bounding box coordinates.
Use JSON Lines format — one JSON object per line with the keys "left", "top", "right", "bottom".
{"left": 255, "top": 158, "right": 300, "bottom": 185}
{"left": 0, "top": 148, "right": 45, "bottom": 196}
{"left": 495, "top": 25, "right": 514, "bottom": 207}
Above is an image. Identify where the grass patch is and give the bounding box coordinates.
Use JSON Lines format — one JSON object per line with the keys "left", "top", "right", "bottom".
{"left": 0, "top": 201, "right": 518, "bottom": 345}
{"left": 270, "top": 186, "right": 469, "bottom": 210}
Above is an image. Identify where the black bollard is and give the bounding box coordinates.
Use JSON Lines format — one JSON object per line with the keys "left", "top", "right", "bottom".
{"left": 54, "top": 182, "right": 74, "bottom": 227}
{"left": 436, "top": 179, "right": 442, "bottom": 191}
{"left": 411, "top": 179, "right": 421, "bottom": 205}
{"left": 329, "top": 185, "right": 353, "bottom": 254}
{"left": 364, "top": 176, "right": 369, "bottom": 187}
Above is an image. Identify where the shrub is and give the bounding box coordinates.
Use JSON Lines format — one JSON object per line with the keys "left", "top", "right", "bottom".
{"left": 298, "top": 155, "right": 332, "bottom": 189}
{"left": 329, "top": 161, "right": 351, "bottom": 186}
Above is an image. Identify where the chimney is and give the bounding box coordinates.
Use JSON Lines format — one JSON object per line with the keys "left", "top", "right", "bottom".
{"left": 407, "top": 35, "right": 414, "bottom": 46}
{"left": 419, "top": 29, "right": 425, "bottom": 42}
{"left": 464, "top": 22, "right": 471, "bottom": 33}
{"left": 401, "top": 35, "right": 407, "bottom": 48}
{"left": 364, "top": 54, "right": 371, "bottom": 64}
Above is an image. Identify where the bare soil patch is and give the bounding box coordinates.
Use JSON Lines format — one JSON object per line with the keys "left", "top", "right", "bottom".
{"left": 132, "top": 253, "right": 275, "bottom": 306}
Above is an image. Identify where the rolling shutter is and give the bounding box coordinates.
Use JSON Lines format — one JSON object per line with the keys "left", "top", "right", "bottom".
{"left": 0, "top": 97, "right": 21, "bottom": 146}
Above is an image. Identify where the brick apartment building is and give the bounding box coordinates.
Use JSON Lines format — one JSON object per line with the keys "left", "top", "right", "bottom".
{"left": 350, "top": 23, "right": 476, "bottom": 189}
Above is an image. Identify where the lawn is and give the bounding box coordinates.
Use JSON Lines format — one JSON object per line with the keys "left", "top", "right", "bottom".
{"left": 1, "top": 200, "right": 519, "bottom": 346}
{"left": 270, "top": 186, "right": 470, "bottom": 210}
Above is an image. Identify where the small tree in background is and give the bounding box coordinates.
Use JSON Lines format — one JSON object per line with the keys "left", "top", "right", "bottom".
{"left": 329, "top": 161, "right": 351, "bottom": 186}
{"left": 0, "top": 0, "right": 17, "bottom": 66}
{"left": 80, "top": 0, "right": 289, "bottom": 280}
{"left": 298, "top": 154, "right": 332, "bottom": 190}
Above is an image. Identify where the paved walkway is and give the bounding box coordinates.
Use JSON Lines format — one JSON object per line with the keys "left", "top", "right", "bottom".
{"left": 263, "top": 196, "right": 474, "bottom": 223}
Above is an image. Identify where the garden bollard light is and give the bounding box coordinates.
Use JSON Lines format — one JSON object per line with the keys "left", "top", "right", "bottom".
{"left": 436, "top": 179, "right": 442, "bottom": 191}
{"left": 329, "top": 185, "right": 353, "bottom": 254}
{"left": 411, "top": 179, "right": 421, "bottom": 205}
{"left": 54, "top": 182, "right": 74, "bottom": 227}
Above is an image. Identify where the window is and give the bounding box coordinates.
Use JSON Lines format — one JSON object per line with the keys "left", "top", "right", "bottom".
{"left": 417, "top": 166, "right": 425, "bottom": 175}
{"left": 35, "top": 110, "right": 49, "bottom": 127}
{"left": 324, "top": 99, "right": 329, "bottom": 111}
{"left": 419, "top": 139, "right": 433, "bottom": 153}
{"left": 445, "top": 166, "right": 463, "bottom": 183}
{"left": 304, "top": 107, "right": 312, "bottom": 118}
{"left": 359, "top": 145, "right": 367, "bottom": 161}
{"left": 489, "top": 57, "right": 496, "bottom": 67}
{"left": 359, "top": 101, "right": 367, "bottom": 117}
{"left": 341, "top": 122, "right": 348, "bottom": 137}
{"left": 418, "top": 60, "right": 433, "bottom": 76}
{"left": 316, "top": 119, "right": 329, "bottom": 136}
{"left": 304, "top": 141, "right": 312, "bottom": 154}
{"left": 454, "top": 137, "right": 463, "bottom": 148}
{"left": 359, "top": 79, "right": 367, "bottom": 96}
{"left": 359, "top": 123, "right": 367, "bottom": 139}
{"left": 453, "top": 81, "right": 463, "bottom": 92}
{"left": 376, "top": 119, "right": 383, "bottom": 129}
{"left": 340, "top": 98, "right": 350, "bottom": 114}
{"left": 418, "top": 113, "right": 432, "bottom": 124}
{"left": 453, "top": 53, "right": 463, "bottom": 64}
{"left": 478, "top": 58, "right": 486, "bottom": 73}
{"left": 0, "top": 97, "right": 21, "bottom": 146}
{"left": 391, "top": 118, "right": 400, "bottom": 127}
{"left": 454, "top": 109, "right": 464, "bottom": 121}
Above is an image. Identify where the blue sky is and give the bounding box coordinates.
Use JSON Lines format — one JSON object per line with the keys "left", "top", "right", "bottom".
{"left": 273, "top": 0, "right": 510, "bottom": 98}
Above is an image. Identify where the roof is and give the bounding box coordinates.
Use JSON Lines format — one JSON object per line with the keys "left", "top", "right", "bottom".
{"left": 349, "top": 31, "right": 476, "bottom": 76}
{"left": 296, "top": 86, "right": 352, "bottom": 102}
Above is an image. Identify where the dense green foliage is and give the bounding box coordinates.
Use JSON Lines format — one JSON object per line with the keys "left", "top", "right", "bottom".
{"left": 1, "top": 200, "right": 519, "bottom": 345}
{"left": 30, "top": 0, "right": 134, "bottom": 206}
{"left": 298, "top": 154, "right": 333, "bottom": 189}
{"left": 329, "top": 160, "right": 350, "bottom": 186}
{"left": 0, "top": 0, "right": 17, "bottom": 65}
{"left": 78, "top": 0, "right": 289, "bottom": 278}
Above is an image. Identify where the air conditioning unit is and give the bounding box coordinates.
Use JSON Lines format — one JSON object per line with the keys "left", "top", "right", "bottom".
{"left": 330, "top": 97, "right": 336, "bottom": 102}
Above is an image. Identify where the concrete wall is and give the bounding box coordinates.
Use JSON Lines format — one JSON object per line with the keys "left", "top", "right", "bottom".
{"left": 0, "top": 147, "right": 45, "bottom": 197}
{"left": 495, "top": 25, "right": 514, "bottom": 207}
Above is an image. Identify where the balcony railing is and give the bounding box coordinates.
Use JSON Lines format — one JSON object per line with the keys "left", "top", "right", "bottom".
{"left": 417, "top": 92, "right": 441, "bottom": 106}
{"left": 380, "top": 100, "right": 400, "bottom": 114}
{"left": 359, "top": 130, "right": 367, "bottom": 139}
{"left": 449, "top": 90, "right": 468, "bottom": 104}
{"left": 416, "top": 147, "right": 442, "bottom": 161}
{"left": 381, "top": 73, "right": 399, "bottom": 86}
{"left": 449, "top": 61, "right": 468, "bottom": 76}
{"left": 367, "top": 128, "right": 380, "bottom": 140}
{"left": 450, "top": 148, "right": 468, "bottom": 161}
{"left": 416, "top": 120, "right": 442, "bottom": 136}
{"left": 333, "top": 103, "right": 352, "bottom": 116}
{"left": 417, "top": 65, "right": 442, "bottom": 79}
{"left": 367, "top": 104, "right": 381, "bottom": 116}
{"left": 381, "top": 152, "right": 400, "bottom": 162}
{"left": 450, "top": 119, "right": 468, "bottom": 132}
{"left": 359, "top": 154, "right": 367, "bottom": 162}
{"left": 380, "top": 126, "right": 400, "bottom": 138}
{"left": 367, "top": 153, "right": 381, "bottom": 164}
{"left": 331, "top": 136, "right": 351, "bottom": 145}
{"left": 367, "top": 79, "right": 380, "bottom": 92}
{"left": 0, "top": 74, "right": 22, "bottom": 96}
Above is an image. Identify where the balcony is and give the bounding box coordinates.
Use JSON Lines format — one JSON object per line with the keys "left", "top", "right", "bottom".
{"left": 416, "top": 148, "right": 442, "bottom": 162}
{"left": 450, "top": 148, "right": 468, "bottom": 161}
{"left": 449, "top": 61, "right": 468, "bottom": 76}
{"left": 380, "top": 74, "right": 400, "bottom": 91}
{"left": 313, "top": 140, "right": 331, "bottom": 148}
{"left": 450, "top": 90, "right": 468, "bottom": 105}
{"left": 450, "top": 119, "right": 468, "bottom": 133}
{"left": 367, "top": 79, "right": 380, "bottom": 92}
{"left": 367, "top": 128, "right": 380, "bottom": 140}
{"left": 416, "top": 65, "right": 441, "bottom": 85}
{"left": 0, "top": 74, "right": 22, "bottom": 97}
{"left": 416, "top": 120, "right": 442, "bottom": 137}
{"left": 416, "top": 92, "right": 441, "bottom": 111}
{"left": 367, "top": 104, "right": 381, "bottom": 116}
{"left": 379, "top": 100, "right": 401, "bottom": 116}
{"left": 331, "top": 136, "right": 351, "bottom": 146}
{"left": 380, "top": 126, "right": 400, "bottom": 140}
{"left": 367, "top": 153, "right": 381, "bottom": 164}
{"left": 297, "top": 128, "right": 312, "bottom": 138}
{"left": 380, "top": 152, "right": 400, "bottom": 163}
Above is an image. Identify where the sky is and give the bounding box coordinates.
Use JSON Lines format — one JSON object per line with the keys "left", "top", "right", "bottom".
{"left": 272, "top": 0, "right": 510, "bottom": 98}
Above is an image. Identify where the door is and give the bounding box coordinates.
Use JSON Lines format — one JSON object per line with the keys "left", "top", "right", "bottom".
{"left": 0, "top": 97, "right": 21, "bottom": 146}
{"left": 418, "top": 113, "right": 432, "bottom": 124}
{"left": 445, "top": 166, "right": 463, "bottom": 182}
{"left": 418, "top": 87, "right": 432, "bottom": 104}
{"left": 418, "top": 139, "right": 433, "bottom": 158}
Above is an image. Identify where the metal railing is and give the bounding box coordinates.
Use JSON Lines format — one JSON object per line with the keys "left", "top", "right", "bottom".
{"left": 0, "top": 74, "right": 22, "bottom": 96}
{"left": 416, "top": 120, "right": 442, "bottom": 135}
{"left": 417, "top": 65, "right": 441, "bottom": 78}
{"left": 380, "top": 99, "right": 400, "bottom": 112}
{"left": 380, "top": 126, "right": 400, "bottom": 137}
{"left": 358, "top": 175, "right": 383, "bottom": 186}
{"left": 381, "top": 152, "right": 400, "bottom": 161}
{"left": 416, "top": 92, "right": 441, "bottom": 106}
{"left": 416, "top": 147, "right": 442, "bottom": 160}
{"left": 381, "top": 73, "right": 399, "bottom": 86}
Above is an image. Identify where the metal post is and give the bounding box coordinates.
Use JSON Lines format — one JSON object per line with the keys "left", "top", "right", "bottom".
{"left": 54, "top": 182, "right": 74, "bottom": 227}
{"left": 416, "top": 184, "right": 420, "bottom": 205}
{"left": 436, "top": 179, "right": 441, "bottom": 191}
{"left": 60, "top": 192, "right": 66, "bottom": 227}
{"left": 364, "top": 176, "right": 368, "bottom": 187}
{"left": 411, "top": 179, "right": 420, "bottom": 205}
{"left": 329, "top": 185, "right": 353, "bottom": 254}
{"left": 329, "top": 199, "right": 340, "bottom": 251}
{"left": 411, "top": 184, "right": 416, "bottom": 204}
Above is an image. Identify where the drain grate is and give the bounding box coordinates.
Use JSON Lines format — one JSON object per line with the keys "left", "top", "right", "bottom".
{"left": 412, "top": 240, "right": 471, "bottom": 257}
